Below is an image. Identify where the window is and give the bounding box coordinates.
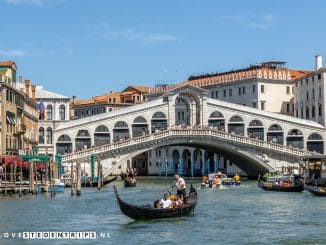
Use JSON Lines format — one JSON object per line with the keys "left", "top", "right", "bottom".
{"left": 252, "top": 85, "right": 256, "bottom": 93}
{"left": 286, "top": 103, "right": 290, "bottom": 113}
{"left": 109, "top": 98, "right": 112, "bottom": 103}
{"left": 229, "top": 88, "right": 232, "bottom": 96}
{"left": 261, "top": 102, "right": 265, "bottom": 110}
{"left": 238, "top": 87, "right": 241, "bottom": 95}
{"left": 301, "top": 109, "right": 304, "bottom": 118}
{"left": 286, "top": 86, "right": 290, "bottom": 94}
{"left": 306, "top": 92, "right": 309, "bottom": 101}
{"left": 181, "top": 111, "right": 185, "bottom": 120}
{"left": 223, "top": 90, "right": 226, "bottom": 97}
{"left": 312, "top": 106, "right": 315, "bottom": 118}
{"left": 211, "top": 91, "right": 214, "bottom": 98}
{"left": 306, "top": 107, "right": 309, "bottom": 119}
{"left": 319, "top": 87, "right": 322, "bottom": 98}
{"left": 242, "top": 87, "right": 245, "bottom": 94}
{"left": 252, "top": 102, "right": 256, "bottom": 108}
{"left": 113, "top": 98, "right": 116, "bottom": 103}
{"left": 39, "top": 127, "right": 44, "bottom": 144}
{"left": 59, "top": 105, "right": 66, "bottom": 120}
{"left": 261, "top": 85, "right": 265, "bottom": 93}
{"left": 318, "top": 74, "right": 321, "bottom": 80}
{"left": 215, "top": 91, "right": 218, "bottom": 98}
{"left": 306, "top": 79, "right": 309, "bottom": 84}
{"left": 46, "top": 104, "right": 53, "bottom": 120}
{"left": 46, "top": 128, "right": 52, "bottom": 144}
{"left": 292, "top": 87, "right": 294, "bottom": 94}
{"left": 312, "top": 88, "right": 315, "bottom": 99}
{"left": 301, "top": 80, "right": 303, "bottom": 85}
{"left": 319, "top": 104, "right": 322, "bottom": 117}
{"left": 312, "top": 76, "right": 315, "bottom": 82}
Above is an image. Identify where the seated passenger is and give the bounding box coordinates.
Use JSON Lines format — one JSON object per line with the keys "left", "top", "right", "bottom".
{"left": 160, "top": 193, "right": 172, "bottom": 208}
{"left": 202, "top": 175, "right": 208, "bottom": 184}
{"left": 153, "top": 199, "right": 161, "bottom": 208}
{"left": 234, "top": 173, "right": 240, "bottom": 182}
{"left": 174, "top": 195, "right": 183, "bottom": 207}
{"left": 213, "top": 176, "right": 219, "bottom": 185}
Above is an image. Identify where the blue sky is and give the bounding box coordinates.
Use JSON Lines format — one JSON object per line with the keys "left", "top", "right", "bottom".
{"left": 0, "top": 0, "right": 325, "bottom": 98}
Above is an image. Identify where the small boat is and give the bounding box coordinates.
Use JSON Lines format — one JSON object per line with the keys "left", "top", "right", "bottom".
{"left": 304, "top": 184, "right": 326, "bottom": 196}
{"left": 124, "top": 178, "right": 137, "bottom": 188}
{"left": 113, "top": 185, "right": 197, "bottom": 220}
{"left": 258, "top": 176, "right": 303, "bottom": 192}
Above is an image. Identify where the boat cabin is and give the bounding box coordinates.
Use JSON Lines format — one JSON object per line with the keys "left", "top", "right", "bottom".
{"left": 303, "top": 155, "right": 326, "bottom": 187}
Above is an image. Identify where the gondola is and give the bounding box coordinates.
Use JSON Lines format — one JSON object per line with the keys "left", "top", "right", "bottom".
{"left": 257, "top": 180, "right": 304, "bottom": 192}
{"left": 304, "top": 184, "right": 326, "bottom": 196}
{"left": 81, "top": 176, "right": 117, "bottom": 187}
{"left": 113, "top": 185, "right": 197, "bottom": 220}
{"left": 124, "top": 178, "right": 137, "bottom": 188}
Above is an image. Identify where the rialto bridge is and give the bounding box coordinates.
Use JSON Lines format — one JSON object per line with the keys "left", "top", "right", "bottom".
{"left": 55, "top": 85, "right": 326, "bottom": 178}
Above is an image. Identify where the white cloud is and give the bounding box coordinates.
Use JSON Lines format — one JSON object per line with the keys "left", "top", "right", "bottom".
{"left": 3, "top": 0, "right": 67, "bottom": 6}
{"left": 0, "top": 49, "right": 27, "bottom": 57}
{"left": 94, "top": 24, "right": 178, "bottom": 44}
{"left": 218, "top": 13, "right": 279, "bottom": 30}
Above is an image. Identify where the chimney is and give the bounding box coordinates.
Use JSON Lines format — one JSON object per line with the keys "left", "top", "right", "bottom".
{"left": 25, "top": 80, "right": 30, "bottom": 97}
{"left": 31, "top": 85, "right": 36, "bottom": 100}
{"left": 315, "top": 54, "right": 323, "bottom": 71}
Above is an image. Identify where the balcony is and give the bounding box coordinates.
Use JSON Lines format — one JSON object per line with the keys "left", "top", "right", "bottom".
{"left": 14, "top": 124, "right": 26, "bottom": 135}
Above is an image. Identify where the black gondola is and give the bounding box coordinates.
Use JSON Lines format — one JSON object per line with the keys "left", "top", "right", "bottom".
{"left": 113, "top": 185, "right": 197, "bottom": 220}
{"left": 257, "top": 180, "right": 304, "bottom": 192}
{"left": 124, "top": 178, "right": 137, "bottom": 188}
{"left": 304, "top": 184, "right": 326, "bottom": 196}
{"left": 81, "top": 176, "right": 117, "bottom": 187}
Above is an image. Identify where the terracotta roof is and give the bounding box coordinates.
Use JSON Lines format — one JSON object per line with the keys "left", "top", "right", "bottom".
{"left": 122, "top": 86, "right": 150, "bottom": 93}
{"left": 0, "top": 61, "right": 16, "bottom": 69}
{"left": 288, "top": 70, "right": 312, "bottom": 80}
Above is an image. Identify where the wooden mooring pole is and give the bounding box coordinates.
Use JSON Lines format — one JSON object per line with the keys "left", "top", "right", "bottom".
{"left": 97, "top": 159, "right": 102, "bottom": 190}
{"left": 76, "top": 163, "right": 81, "bottom": 196}
{"left": 29, "top": 160, "right": 34, "bottom": 194}
{"left": 71, "top": 161, "right": 74, "bottom": 196}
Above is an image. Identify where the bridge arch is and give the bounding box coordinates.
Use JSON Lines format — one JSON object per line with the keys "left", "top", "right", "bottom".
{"left": 287, "top": 129, "right": 304, "bottom": 149}
{"left": 247, "top": 120, "right": 264, "bottom": 140}
{"left": 151, "top": 112, "right": 167, "bottom": 133}
{"left": 56, "top": 134, "right": 72, "bottom": 155}
{"left": 208, "top": 111, "right": 225, "bottom": 131}
{"left": 132, "top": 116, "right": 148, "bottom": 137}
{"left": 307, "top": 133, "right": 324, "bottom": 153}
{"left": 267, "top": 124, "right": 284, "bottom": 144}
{"left": 75, "top": 129, "right": 91, "bottom": 150}
{"left": 113, "top": 121, "right": 129, "bottom": 141}
{"left": 94, "top": 125, "right": 110, "bottom": 146}
{"left": 228, "top": 115, "right": 245, "bottom": 135}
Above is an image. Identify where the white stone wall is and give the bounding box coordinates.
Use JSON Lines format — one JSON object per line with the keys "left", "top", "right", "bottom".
{"left": 294, "top": 70, "right": 326, "bottom": 127}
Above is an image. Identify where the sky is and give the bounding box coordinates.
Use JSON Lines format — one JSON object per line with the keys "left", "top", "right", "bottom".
{"left": 0, "top": 0, "right": 326, "bottom": 99}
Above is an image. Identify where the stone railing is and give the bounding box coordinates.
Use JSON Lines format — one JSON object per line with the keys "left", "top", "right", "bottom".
{"left": 61, "top": 128, "right": 315, "bottom": 164}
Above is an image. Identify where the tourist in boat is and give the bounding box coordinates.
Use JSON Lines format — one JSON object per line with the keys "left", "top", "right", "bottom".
{"left": 153, "top": 199, "right": 161, "bottom": 208}
{"left": 234, "top": 173, "right": 240, "bottom": 182}
{"left": 174, "top": 195, "right": 184, "bottom": 207}
{"left": 213, "top": 176, "right": 219, "bottom": 185}
{"left": 202, "top": 175, "right": 208, "bottom": 184}
{"left": 160, "top": 193, "right": 172, "bottom": 208}
{"left": 174, "top": 175, "right": 187, "bottom": 199}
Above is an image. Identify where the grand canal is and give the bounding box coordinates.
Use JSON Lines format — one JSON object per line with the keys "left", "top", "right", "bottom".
{"left": 0, "top": 177, "right": 325, "bottom": 245}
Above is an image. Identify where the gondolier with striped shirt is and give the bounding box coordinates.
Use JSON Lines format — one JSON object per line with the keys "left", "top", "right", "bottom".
{"left": 174, "top": 175, "right": 186, "bottom": 199}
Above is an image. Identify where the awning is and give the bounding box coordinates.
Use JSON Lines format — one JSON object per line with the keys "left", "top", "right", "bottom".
{"left": 0, "top": 155, "right": 22, "bottom": 165}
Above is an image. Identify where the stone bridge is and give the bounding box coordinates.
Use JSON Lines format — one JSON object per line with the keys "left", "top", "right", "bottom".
{"left": 55, "top": 84, "right": 326, "bottom": 177}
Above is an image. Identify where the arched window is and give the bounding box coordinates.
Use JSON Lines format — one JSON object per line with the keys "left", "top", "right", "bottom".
{"left": 46, "top": 104, "right": 53, "bottom": 120}
{"left": 229, "top": 115, "right": 243, "bottom": 122}
{"left": 287, "top": 129, "right": 304, "bottom": 149}
{"left": 39, "top": 127, "right": 44, "bottom": 144}
{"left": 46, "top": 127, "right": 52, "bottom": 144}
{"left": 307, "top": 133, "right": 324, "bottom": 154}
{"left": 59, "top": 104, "right": 66, "bottom": 120}
{"left": 133, "top": 116, "right": 147, "bottom": 123}
{"left": 56, "top": 135, "right": 72, "bottom": 155}
{"left": 94, "top": 125, "right": 110, "bottom": 146}
{"left": 152, "top": 112, "right": 167, "bottom": 119}
{"left": 75, "top": 129, "right": 91, "bottom": 150}
{"left": 208, "top": 111, "right": 225, "bottom": 130}
{"left": 248, "top": 120, "right": 264, "bottom": 140}
{"left": 151, "top": 112, "right": 167, "bottom": 133}
{"left": 267, "top": 124, "right": 283, "bottom": 144}
{"left": 248, "top": 120, "right": 263, "bottom": 127}
{"left": 95, "top": 125, "right": 109, "bottom": 133}
{"left": 209, "top": 111, "right": 224, "bottom": 118}
{"left": 57, "top": 135, "right": 72, "bottom": 142}
{"left": 114, "top": 121, "right": 128, "bottom": 128}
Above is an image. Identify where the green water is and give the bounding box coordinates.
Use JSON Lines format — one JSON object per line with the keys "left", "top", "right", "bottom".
{"left": 0, "top": 177, "right": 325, "bottom": 245}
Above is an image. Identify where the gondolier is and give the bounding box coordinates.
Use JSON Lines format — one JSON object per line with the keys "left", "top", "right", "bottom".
{"left": 174, "top": 175, "right": 186, "bottom": 199}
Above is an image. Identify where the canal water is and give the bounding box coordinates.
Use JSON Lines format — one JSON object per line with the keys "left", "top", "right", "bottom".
{"left": 0, "top": 177, "right": 325, "bottom": 245}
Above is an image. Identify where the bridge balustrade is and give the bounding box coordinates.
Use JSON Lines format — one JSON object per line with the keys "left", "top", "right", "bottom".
{"left": 61, "top": 128, "right": 315, "bottom": 163}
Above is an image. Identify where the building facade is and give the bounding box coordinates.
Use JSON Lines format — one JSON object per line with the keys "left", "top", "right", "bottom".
{"left": 0, "top": 61, "right": 24, "bottom": 157}
{"left": 148, "top": 61, "right": 311, "bottom": 116}
{"left": 294, "top": 55, "right": 326, "bottom": 129}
